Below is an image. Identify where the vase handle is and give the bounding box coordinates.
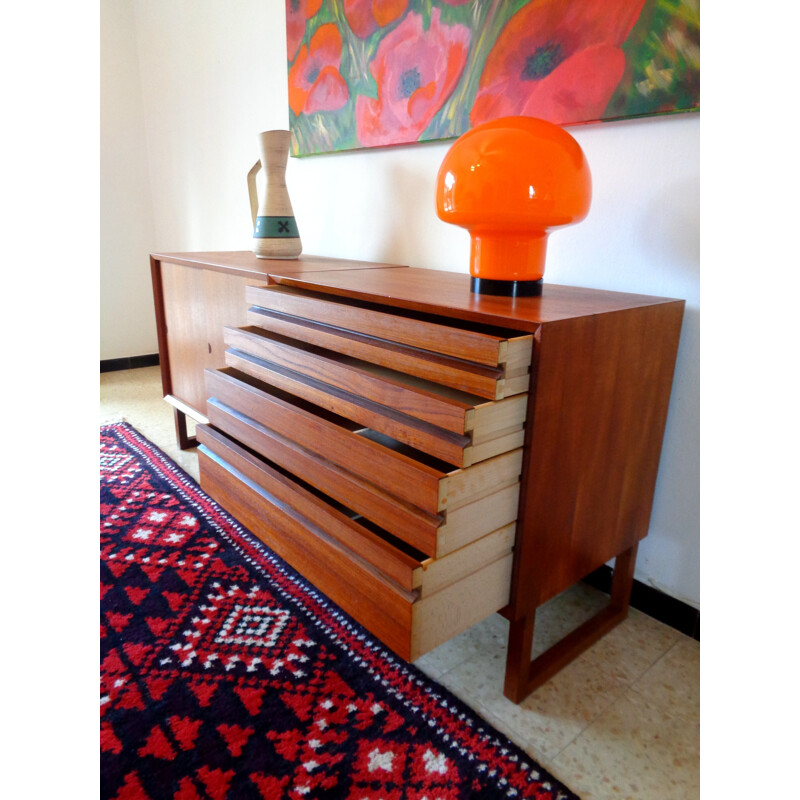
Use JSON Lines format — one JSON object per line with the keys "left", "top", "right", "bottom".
{"left": 247, "top": 159, "right": 261, "bottom": 227}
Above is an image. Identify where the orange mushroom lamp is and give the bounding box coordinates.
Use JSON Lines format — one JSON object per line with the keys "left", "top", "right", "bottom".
{"left": 436, "top": 116, "right": 592, "bottom": 296}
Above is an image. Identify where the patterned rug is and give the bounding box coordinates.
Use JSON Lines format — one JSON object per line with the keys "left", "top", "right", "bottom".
{"left": 100, "top": 422, "right": 578, "bottom": 799}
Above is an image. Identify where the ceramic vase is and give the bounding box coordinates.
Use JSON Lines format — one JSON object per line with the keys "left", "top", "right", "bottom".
{"left": 247, "top": 130, "right": 302, "bottom": 259}
{"left": 436, "top": 116, "right": 591, "bottom": 296}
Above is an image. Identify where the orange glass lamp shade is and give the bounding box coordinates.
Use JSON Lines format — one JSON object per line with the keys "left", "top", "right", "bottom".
{"left": 436, "top": 116, "right": 592, "bottom": 296}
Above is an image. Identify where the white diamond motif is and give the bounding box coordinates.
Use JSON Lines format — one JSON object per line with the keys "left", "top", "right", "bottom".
{"left": 215, "top": 604, "right": 290, "bottom": 648}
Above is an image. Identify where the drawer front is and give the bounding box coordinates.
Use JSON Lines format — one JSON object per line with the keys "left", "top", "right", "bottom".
{"left": 205, "top": 367, "right": 443, "bottom": 512}
{"left": 204, "top": 369, "right": 524, "bottom": 558}
{"left": 224, "top": 325, "right": 475, "bottom": 435}
{"left": 197, "top": 427, "right": 515, "bottom": 661}
{"left": 225, "top": 345, "right": 472, "bottom": 467}
{"left": 224, "top": 325, "right": 530, "bottom": 448}
{"left": 246, "top": 305, "right": 505, "bottom": 400}
{"left": 246, "top": 286, "right": 533, "bottom": 401}
{"left": 196, "top": 424, "right": 423, "bottom": 589}
{"left": 248, "top": 284, "right": 512, "bottom": 366}
{"left": 202, "top": 396, "right": 443, "bottom": 555}
{"left": 221, "top": 333, "right": 528, "bottom": 470}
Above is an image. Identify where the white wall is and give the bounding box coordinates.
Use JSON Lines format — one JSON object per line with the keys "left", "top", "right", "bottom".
{"left": 100, "top": 0, "right": 158, "bottom": 360}
{"left": 103, "top": 0, "right": 699, "bottom": 607}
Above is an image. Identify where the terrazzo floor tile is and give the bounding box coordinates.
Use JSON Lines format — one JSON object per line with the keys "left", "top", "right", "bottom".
{"left": 436, "top": 641, "right": 629, "bottom": 762}
{"left": 550, "top": 689, "right": 700, "bottom": 800}
{"left": 573, "top": 606, "right": 684, "bottom": 686}
{"left": 629, "top": 637, "right": 700, "bottom": 722}
{"left": 529, "top": 583, "right": 610, "bottom": 658}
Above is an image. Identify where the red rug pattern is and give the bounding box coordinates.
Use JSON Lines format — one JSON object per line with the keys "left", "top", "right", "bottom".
{"left": 100, "top": 422, "right": 578, "bottom": 799}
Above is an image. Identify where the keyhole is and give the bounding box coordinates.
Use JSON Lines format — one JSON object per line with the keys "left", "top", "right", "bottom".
{"left": 208, "top": 343, "right": 212, "bottom": 354}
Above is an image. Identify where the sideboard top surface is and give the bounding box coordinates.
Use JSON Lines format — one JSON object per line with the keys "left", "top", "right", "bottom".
{"left": 267, "top": 266, "right": 683, "bottom": 331}
{"left": 150, "top": 251, "right": 407, "bottom": 281}
{"left": 151, "top": 251, "right": 683, "bottom": 331}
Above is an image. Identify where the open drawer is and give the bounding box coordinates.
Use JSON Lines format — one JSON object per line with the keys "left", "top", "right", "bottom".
{"left": 221, "top": 332, "right": 527, "bottom": 469}
{"left": 245, "top": 284, "right": 534, "bottom": 401}
{"left": 197, "top": 424, "right": 514, "bottom": 661}
{"left": 205, "top": 367, "right": 523, "bottom": 557}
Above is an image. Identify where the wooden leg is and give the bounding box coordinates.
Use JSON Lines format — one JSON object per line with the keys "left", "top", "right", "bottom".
{"left": 503, "top": 543, "right": 639, "bottom": 703}
{"left": 173, "top": 408, "right": 198, "bottom": 450}
{"left": 504, "top": 614, "right": 536, "bottom": 702}
{"left": 609, "top": 543, "right": 637, "bottom": 611}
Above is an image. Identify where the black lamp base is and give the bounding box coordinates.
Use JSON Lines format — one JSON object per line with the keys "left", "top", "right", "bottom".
{"left": 470, "top": 277, "right": 543, "bottom": 297}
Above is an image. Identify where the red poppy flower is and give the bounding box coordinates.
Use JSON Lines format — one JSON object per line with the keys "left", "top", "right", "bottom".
{"left": 288, "top": 24, "right": 350, "bottom": 116}
{"left": 343, "top": 0, "right": 409, "bottom": 39}
{"left": 471, "top": 0, "right": 646, "bottom": 126}
{"left": 285, "top": 0, "right": 323, "bottom": 62}
{"left": 356, "top": 9, "right": 471, "bottom": 147}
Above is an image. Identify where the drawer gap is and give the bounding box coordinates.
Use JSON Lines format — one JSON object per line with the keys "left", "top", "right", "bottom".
{"left": 353, "top": 428, "right": 454, "bottom": 473}
{"left": 220, "top": 365, "right": 362, "bottom": 432}
{"left": 235, "top": 325, "right": 483, "bottom": 408}
{"left": 248, "top": 306, "right": 504, "bottom": 378}
{"left": 350, "top": 515, "right": 428, "bottom": 563}
{"left": 205, "top": 422, "right": 429, "bottom": 564}
{"left": 227, "top": 347, "right": 470, "bottom": 465}
{"left": 256, "top": 284, "right": 536, "bottom": 340}
{"left": 206, "top": 367, "right": 446, "bottom": 514}
{"left": 204, "top": 382, "right": 444, "bottom": 545}
{"left": 198, "top": 445, "right": 421, "bottom": 622}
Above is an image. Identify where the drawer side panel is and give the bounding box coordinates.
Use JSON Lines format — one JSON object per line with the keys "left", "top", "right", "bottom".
{"left": 410, "top": 554, "right": 513, "bottom": 660}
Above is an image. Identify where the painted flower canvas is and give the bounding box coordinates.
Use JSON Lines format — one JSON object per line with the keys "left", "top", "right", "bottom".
{"left": 286, "top": 0, "right": 699, "bottom": 156}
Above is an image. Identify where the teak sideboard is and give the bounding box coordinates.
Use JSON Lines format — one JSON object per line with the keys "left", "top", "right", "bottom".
{"left": 151, "top": 251, "right": 684, "bottom": 702}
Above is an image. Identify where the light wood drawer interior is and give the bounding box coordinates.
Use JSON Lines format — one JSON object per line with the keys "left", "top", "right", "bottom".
{"left": 197, "top": 424, "right": 514, "bottom": 661}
